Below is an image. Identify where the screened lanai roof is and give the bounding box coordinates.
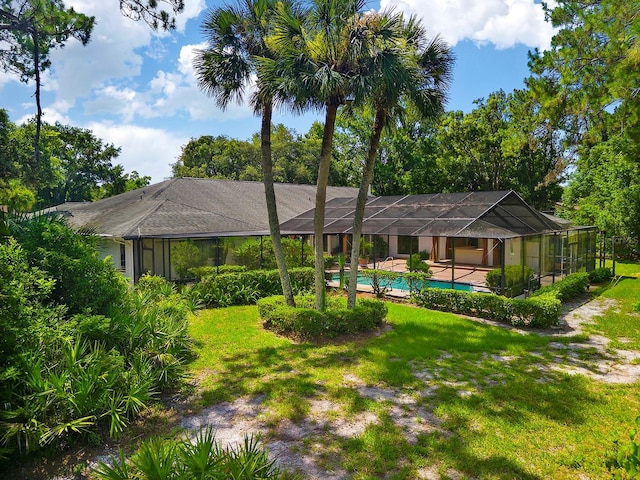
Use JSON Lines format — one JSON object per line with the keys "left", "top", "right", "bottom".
{"left": 280, "top": 190, "right": 566, "bottom": 239}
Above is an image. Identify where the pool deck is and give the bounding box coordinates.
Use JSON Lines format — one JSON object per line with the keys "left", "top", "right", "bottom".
{"left": 328, "top": 259, "right": 492, "bottom": 297}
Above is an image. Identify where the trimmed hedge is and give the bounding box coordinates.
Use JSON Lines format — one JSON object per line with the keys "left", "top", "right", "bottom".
{"left": 588, "top": 267, "right": 613, "bottom": 284}
{"left": 191, "top": 268, "right": 314, "bottom": 307}
{"left": 258, "top": 294, "right": 388, "bottom": 340}
{"left": 530, "top": 272, "right": 589, "bottom": 302}
{"left": 413, "top": 288, "right": 561, "bottom": 328}
{"left": 188, "top": 264, "right": 246, "bottom": 281}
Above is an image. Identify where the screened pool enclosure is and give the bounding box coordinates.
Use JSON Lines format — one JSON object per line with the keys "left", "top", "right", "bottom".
{"left": 280, "top": 191, "right": 597, "bottom": 293}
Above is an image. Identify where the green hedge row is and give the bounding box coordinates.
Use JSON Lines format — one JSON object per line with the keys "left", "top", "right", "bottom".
{"left": 530, "top": 272, "right": 590, "bottom": 302}
{"left": 188, "top": 264, "right": 247, "bottom": 281}
{"left": 190, "top": 268, "right": 314, "bottom": 307}
{"left": 414, "top": 271, "right": 593, "bottom": 328}
{"left": 413, "top": 289, "right": 561, "bottom": 328}
{"left": 258, "top": 294, "right": 388, "bottom": 340}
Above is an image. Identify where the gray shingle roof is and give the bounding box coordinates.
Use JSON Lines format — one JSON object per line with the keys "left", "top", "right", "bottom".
{"left": 50, "top": 178, "right": 358, "bottom": 239}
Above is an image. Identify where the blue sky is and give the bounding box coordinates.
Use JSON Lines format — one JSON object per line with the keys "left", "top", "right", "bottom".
{"left": 0, "top": 0, "right": 556, "bottom": 183}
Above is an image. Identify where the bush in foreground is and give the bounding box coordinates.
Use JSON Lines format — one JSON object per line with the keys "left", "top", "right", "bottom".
{"left": 258, "top": 295, "right": 388, "bottom": 340}
{"left": 93, "top": 427, "right": 293, "bottom": 480}
{"left": 0, "top": 216, "right": 196, "bottom": 462}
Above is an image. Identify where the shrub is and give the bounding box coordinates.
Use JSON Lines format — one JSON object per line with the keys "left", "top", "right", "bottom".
{"left": 188, "top": 264, "right": 246, "bottom": 280}
{"left": 233, "top": 236, "right": 313, "bottom": 270}
{"left": 93, "top": 427, "right": 288, "bottom": 480}
{"left": 406, "top": 253, "right": 431, "bottom": 273}
{"left": 485, "top": 265, "right": 536, "bottom": 297}
{"left": 9, "top": 215, "right": 128, "bottom": 316}
{"left": 360, "top": 269, "right": 399, "bottom": 297}
{"left": 404, "top": 271, "right": 433, "bottom": 294}
{"left": 192, "top": 268, "right": 314, "bottom": 308}
{"left": 588, "top": 267, "right": 613, "bottom": 284}
{"left": 258, "top": 295, "right": 387, "bottom": 340}
{"left": 413, "top": 288, "right": 561, "bottom": 328}
{"left": 530, "top": 272, "right": 589, "bottom": 302}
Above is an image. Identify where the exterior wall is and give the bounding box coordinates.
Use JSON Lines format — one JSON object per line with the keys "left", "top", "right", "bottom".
{"left": 97, "top": 238, "right": 134, "bottom": 283}
{"left": 388, "top": 235, "right": 399, "bottom": 257}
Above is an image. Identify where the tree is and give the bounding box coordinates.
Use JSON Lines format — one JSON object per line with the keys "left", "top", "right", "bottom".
{"left": 193, "top": 0, "right": 297, "bottom": 307}
{"left": 527, "top": 0, "right": 640, "bottom": 236}
{"left": 0, "top": 1, "right": 94, "bottom": 164}
{"left": 119, "top": 0, "right": 185, "bottom": 31}
{"left": 345, "top": 14, "right": 454, "bottom": 308}
{"left": 263, "top": 0, "right": 385, "bottom": 310}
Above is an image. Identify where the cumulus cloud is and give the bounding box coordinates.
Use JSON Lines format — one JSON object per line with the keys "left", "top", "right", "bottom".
{"left": 380, "top": 0, "right": 556, "bottom": 51}
{"left": 86, "top": 122, "right": 189, "bottom": 181}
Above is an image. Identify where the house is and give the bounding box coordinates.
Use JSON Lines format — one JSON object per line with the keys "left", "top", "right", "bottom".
{"left": 50, "top": 177, "right": 358, "bottom": 282}
{"left": 280, "top": 190, "right": 597, "bottom": 288}
{"left": 52, "top": 181, "right": 596, "bottom": 289}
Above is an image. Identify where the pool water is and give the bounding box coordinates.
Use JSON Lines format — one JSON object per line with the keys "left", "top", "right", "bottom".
{"left": 331, "top": 273, "right": 473, "bottom": 292}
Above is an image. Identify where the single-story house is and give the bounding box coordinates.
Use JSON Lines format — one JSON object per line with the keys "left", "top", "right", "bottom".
{"left": 50, "top": 177, "right": 358, "bottom": 282}
{"left": 51, "top": 180, "right": 596, "bottom": 289}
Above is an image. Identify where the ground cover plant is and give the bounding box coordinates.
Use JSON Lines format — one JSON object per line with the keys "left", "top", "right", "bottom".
{"left": 187, "top": 276, "right": 640, "bottom": 479}
{"left": 0, "top": 216, "right": 196, "bottom": 469}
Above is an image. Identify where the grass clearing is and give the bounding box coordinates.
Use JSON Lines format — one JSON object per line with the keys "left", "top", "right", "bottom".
{"left": 188, "top": 284, "right": 640, "bottom": 479}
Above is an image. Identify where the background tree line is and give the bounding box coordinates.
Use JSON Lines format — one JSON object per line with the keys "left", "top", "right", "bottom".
{"left": 0, "top": 109, "right": 150, "bottom": 211}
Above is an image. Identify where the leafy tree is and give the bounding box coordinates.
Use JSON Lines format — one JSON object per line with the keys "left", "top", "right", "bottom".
{"left": 172, "top": 135, "right": 259, "bottom": 179}
{"left": 345, "top": 14, "right": 453, "bottom": 308}
{"left": 194, "top": 0, "right": 298, "bottom": 307}
{"left": 528, "top": 0, "right": 640, "bottom": 234}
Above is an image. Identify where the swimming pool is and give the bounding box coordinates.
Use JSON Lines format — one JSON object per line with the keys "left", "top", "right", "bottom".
{"left": 330, "top": 273, "right": 473, "bottom": 292}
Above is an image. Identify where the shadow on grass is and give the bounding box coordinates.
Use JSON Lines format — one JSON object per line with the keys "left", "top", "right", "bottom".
{"left": 193, "top": 303, "right": 606, "bottom": 478}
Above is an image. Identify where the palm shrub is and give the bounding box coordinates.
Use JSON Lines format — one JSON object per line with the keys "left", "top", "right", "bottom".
{"left": 93, "top": 427, "right": 290, "bottom": 480}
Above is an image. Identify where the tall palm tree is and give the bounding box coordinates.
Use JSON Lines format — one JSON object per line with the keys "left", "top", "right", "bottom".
{"left": 346, "top": 15, "right": 454, "bottom": 308}
{"left": 193, "top": 0, "right": 296, "bottom": 307}
{"left": 262, "top": 0, "right": 381, "bottom": 310}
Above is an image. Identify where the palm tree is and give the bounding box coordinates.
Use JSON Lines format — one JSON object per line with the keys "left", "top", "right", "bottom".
{"left": 262, "top": 0, "right": 381, "bottom": 310}
{"left": 346, "top": 15, "right": 454, "bottom": 308}
{"left": 193, "top": 0, "right": 296, "bottom": 307}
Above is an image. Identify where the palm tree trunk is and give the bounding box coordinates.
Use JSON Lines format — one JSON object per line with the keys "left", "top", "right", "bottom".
{"left": 347, "top": 107, "right": 386, "bottom": 308}
{"left": 314, "top": 102, "right": 339, "bottom": 311}
{"left": 261, "top": 102, "right": 296, "bottom": 307}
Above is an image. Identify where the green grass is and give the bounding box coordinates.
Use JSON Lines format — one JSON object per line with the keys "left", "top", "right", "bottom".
{"left": 188, "top": 288, "right": 640, "bottom": 479}
{"left": 604, "top": 259, "right": 640, "bottom": 277}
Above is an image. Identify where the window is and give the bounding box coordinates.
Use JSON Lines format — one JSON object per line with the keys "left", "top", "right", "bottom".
{"left": 397, "top": 236, "right": 418, "bottom": 255}
{"left": 119, "top": 243, "right": 126, "bottom": 270}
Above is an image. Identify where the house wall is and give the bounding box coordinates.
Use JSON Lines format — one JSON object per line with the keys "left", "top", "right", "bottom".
{"left": 97, "top": 238, "right": 134, "bottom": 283}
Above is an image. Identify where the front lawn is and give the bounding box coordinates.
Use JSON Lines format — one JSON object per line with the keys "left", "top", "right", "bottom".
{"left": 189, "top": 283, "right": 640, "bottom": 479}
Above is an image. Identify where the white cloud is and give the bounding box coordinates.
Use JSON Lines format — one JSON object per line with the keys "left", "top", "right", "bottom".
{"left": 380, "top": 0, "right": 556, "bottom": 51}
{"left": 86, "top": 122, "right": 189, "bottom": 182}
